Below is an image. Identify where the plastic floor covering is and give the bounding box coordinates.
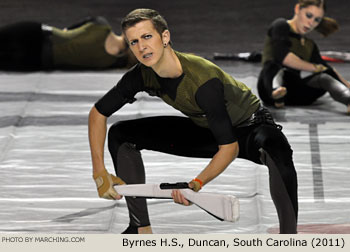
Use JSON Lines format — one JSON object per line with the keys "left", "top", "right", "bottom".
{"left": 1, "top": 61, "right": 350, "bottom": 234}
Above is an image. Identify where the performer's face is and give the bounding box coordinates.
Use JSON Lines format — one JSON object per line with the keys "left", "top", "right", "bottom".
{"left": 295, "top": 4, "right": 324, "bottom": 34}
{"left": 125, "top": 20, "right": 169, "bottom": 68}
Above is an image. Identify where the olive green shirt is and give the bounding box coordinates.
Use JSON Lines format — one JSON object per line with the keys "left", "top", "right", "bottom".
{"left": 51, "top": 22, "right": 118, "bottom": 69}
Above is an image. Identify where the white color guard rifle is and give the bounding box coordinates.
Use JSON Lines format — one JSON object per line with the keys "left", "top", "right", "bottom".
{"left": 114, "top": 182, "right": 239, "bottom": 222}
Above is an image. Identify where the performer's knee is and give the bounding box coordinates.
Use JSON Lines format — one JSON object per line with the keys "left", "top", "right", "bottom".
{"left": 262, "top": 131, "right": 293, "bottom": 158}
{"left": 107, "top": 121, "right": 127, "bottom": 154}
{"left": 259, "top": 145, "right": 295, "bottom": 179}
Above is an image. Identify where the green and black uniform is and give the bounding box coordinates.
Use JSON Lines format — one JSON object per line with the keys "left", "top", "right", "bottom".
{"left": 258, "top": 18, "right": 349, "bottom": 106}
{"left": 96, "top": 51, "right": 298, "bottom": 234}
{"left": 0, "top": 16, "right": 132, "bottom": 71}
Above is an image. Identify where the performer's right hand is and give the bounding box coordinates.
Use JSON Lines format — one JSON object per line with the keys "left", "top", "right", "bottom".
{"left": 313, "top": 64, "right": 327, "bottom": 73}
{"left": 93, "top": 168, "right": 125, "bottom": 200}
{"left": 189, "top": 178, "right": 203, "bottom": 192}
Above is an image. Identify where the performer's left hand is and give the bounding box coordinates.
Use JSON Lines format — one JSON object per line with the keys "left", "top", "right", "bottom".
{"left": 171, "top": 189, "right": 192, "bottom": 206}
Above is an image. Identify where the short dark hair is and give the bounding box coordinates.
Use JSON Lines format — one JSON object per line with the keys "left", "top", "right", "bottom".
{"left": 121, "top": 8, "right": 169, "bottom": 36}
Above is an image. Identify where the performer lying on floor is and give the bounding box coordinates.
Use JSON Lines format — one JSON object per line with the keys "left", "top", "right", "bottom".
{"left": 88, "top": 8, "right": 298, "bottom": 234}
{"left": 0, "top": 16, "right": 137, "bottom": 71}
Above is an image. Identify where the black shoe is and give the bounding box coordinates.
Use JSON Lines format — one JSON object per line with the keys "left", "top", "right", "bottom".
{"left": 121, "top": 225, "right": 138, "bottom": 234}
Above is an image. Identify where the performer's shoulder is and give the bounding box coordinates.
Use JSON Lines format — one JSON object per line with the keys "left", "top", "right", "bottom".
{"left": 270, "top": 18, "right": 289, "bottom": 30}
{"left": 175, "top": 51, "right": 217, "bottom": 69}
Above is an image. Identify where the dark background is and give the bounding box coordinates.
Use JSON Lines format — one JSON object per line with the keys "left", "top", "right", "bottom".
{"left": 0, "top": 0, "right": 349, "bottom": 58}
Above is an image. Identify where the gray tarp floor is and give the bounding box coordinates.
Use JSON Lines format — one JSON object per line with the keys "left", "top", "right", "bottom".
{"left": 1, "top": 0, "right": 350, "bottom": 234}
{"left": 1, "top": 61, "right": 350, "bottom": 234}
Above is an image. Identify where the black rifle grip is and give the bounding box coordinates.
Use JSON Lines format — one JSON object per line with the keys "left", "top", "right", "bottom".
{"left": 160, "top": 182, "right": 189, "bottom": 189}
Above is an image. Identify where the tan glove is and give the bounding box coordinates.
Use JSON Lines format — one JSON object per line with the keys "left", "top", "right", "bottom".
{"left": 189, "top": 178, "right": 203, "bottom": 192}
{"left": 93, "top": 168, "right": 125, "bottom": 200}
{"left": 313, "top": 64, "right": 328, "bottom": 73}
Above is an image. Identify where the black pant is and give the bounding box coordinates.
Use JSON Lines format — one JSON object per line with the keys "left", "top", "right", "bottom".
{"left": 108, "top": 115, "right": 298, "bottom": 233}
{"left": 0, "top": 22, "right": 44, "bottom": 71}
{"left": 257, "top": 62, "right": 327, "bottom": 106}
